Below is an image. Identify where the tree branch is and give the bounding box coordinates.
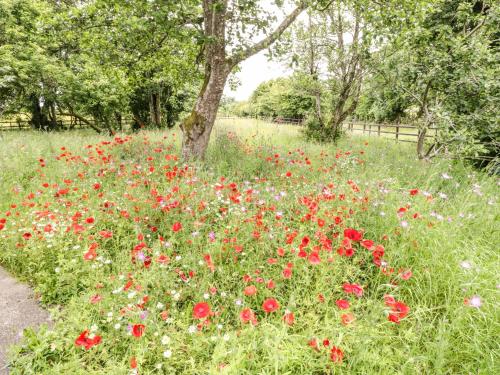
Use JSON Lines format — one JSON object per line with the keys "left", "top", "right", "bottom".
{"left": 59, "top": 111, "right": 102, "bottom": 133}
{"left": 227, "top": 2, "right": 306, "bottom": 66}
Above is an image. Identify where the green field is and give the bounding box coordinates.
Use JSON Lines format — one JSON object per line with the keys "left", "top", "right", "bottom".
{"left": 0, "top": 121, "right": 498, "bottom": 374}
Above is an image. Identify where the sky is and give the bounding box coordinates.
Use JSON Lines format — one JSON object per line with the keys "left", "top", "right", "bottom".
{"left": 224, "top": 50, "right": 291, "bottom": 101}
{"left": 223, "top": 1, "right": 299, "bottom": 102}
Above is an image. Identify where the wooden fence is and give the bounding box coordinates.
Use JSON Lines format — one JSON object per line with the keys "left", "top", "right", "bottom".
{"left": 1, "top": 115, "right": 435, "bottom": 144}
{"left": 0, "top": 118, "right": 134, "bottom": 132}
{"left": 217, "top": 115, "right": 304, "bottom": 126}
{"left": 343, "top": 121, "right": 438, "bottom": 143}
{"left": 217, "top": 115, "right": 436, "bottom": 143}
{"left": 0, "top": 120, "right": 32, "bottom": 131}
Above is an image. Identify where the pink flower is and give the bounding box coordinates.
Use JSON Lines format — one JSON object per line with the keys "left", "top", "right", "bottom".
{"left": 466, "top": 295, "right": 482, "bottom": 308}
{"left": 89, "top": 294, "right": 102, "bottom": 304}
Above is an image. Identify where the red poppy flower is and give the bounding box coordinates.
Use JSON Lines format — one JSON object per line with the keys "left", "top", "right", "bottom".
{"left": 157, "top": 254, "right": 170, "bottom": 264}
{"left": 308, "top": 252, "right": 321, "bottom": 265}
{"left": 360, "top": 239, "right": 374, "bottom": 250}
{"left": 343, "top": 283, "right": 363, "bottom": 297}
{"left": 388, "top": 301, "right": 410, "bottom": 323}
{"left": 330, "top": 346, "right": 344, "bottom": 363}
{"left": 83, "top": 243, "right": 98, "bottom": 261}
{"left": 132, "top": 324, "right": 145, "bottom": 337}
{"left": 266, "top": 279, "right": 276, "bottom": 289}
{"left": 399, "top": 269, "right": 413, "bottom": 280}
{"left": 193, "top": 302, "right": 211, "bottom": 319}
{"left": 282, "top": 267, "right": 292, "bottom": 279}
{"left": 240, "top": 307, "right": 257, "bottom": 325}
{"left": 262, "top": 298, "right": 280, "bottom": 313}
{"left": 409, "top": 189, "right": 419, "bottom": 196}
{"left": 341, "top": 313, "right": 355, "bottom": 325}
{"left": 75, "top": 330, "right": 102, "bottom": 350}
{"left": 160, "top": 310, "right": 169, "bottom": 321}
{"left": 308, "top": 338, "right": 319, "bottom": 351}
{"left": 99, "top": 230, "right": 113, "bottom": 238}
{"left": 172, "top": 222, "right": 182, "bottom": 232}
{"left": 344, "top": 228, "right": 362, "bottom": 241}
{"left": 384, "top": 294, "right": 396, "bottom": 305}
{"left": 283, "top": 311, "right": 295, "bottom": 326}
{"left": 335, "top": 299, "right": 350, "bottom": 310}
{"left": 130, "top": 357, "right": 137, "bottom": 369}
{"left": 244, "top": 285, "right": 257, "bottom": 296}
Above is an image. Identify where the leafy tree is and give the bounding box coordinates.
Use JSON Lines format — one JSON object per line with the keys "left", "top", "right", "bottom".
{"left": 0, "top": 0, "right": 200, "bottom": 132}
{"left": 276, "top": 0, "right": 371, "bottom": 141}
{"left": 180, "top": 0, "right": 308, "bottom": 160}
{"left": 360, "top": 0, "right": 499, "bottom": 164}
{"left": 248, "top": 77, "right": 314, "bottom": 119}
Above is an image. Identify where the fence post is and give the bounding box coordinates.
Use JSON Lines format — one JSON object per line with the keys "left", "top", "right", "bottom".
{"left": 378, "top": 124, "right": 381, "bottom": 136}
{"left": 368, "top": 123, "right": 372, "bottom": 136}
{"left": 395, "top": 124, "right": 399, "bottom": 141}
{"left": 363, "top": 123, "right": 366, "bottom": 134}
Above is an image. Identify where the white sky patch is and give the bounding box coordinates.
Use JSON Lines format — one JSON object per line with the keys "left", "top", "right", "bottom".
{"left": 222, "top": 2, "right": 359, "bottom": 101}
{"left": 225, "top": 51, "right": 291, "bottom": 101}
{"left": 223, "top": 1, "right": 302, "bottom": 101}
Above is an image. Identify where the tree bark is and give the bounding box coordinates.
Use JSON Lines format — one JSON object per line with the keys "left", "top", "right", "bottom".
{"left": 417, "top": 126, "right": 428, "bottom": 159}
{"left": 115, "top": 112, "right": 123, "bottom": 131}
{"left": 181, "top": 65, "right": 230, "bottom": 160}
{"left": 29, "top": 95, "right": 51, "bottom": 130}
{"left": 149, "top": 92, "right": 161, "bottom": 127}
{"left": 59, "top": 110, "right": 102, "bottom": 133}
{"left": 48, "top": 103, "right": 59, "bottom": 130}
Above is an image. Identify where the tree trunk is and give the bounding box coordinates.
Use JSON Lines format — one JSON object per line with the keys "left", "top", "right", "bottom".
{"left": 29, "top": 95, "right": 49, "bottom": 130}
{"left": 314, "top": 91, "right": 323, "bottom": 122}
{"left": 417, "top": 126, "right": 428, "bottom": 159}
{"left": 48, "top": 103, "right": 59, "bottom": 130}
{"left": 115, "top": 112, "right": 122, "bottom": 131}
{"left": 180, "top": 67, "right": 228, "bottom": 160}
{"left": 150, "top": 92, "right": 161, "bottom": 127}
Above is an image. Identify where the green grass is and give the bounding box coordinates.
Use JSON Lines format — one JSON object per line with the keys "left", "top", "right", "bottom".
{"left": 0, "top": 120, "right": 498, "bottom": 374}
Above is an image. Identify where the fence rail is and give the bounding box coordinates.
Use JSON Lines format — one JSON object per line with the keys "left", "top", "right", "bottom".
{"left": 0, "top": 118, "right": 135, "bottom": 132}
{"left": 217, "top": 115, "right": 304, "bottom": 126}
{"left": 343, "top": 121, "right": 438, "bottom": 143}
{"left": 1, "top": 115, "right": 434, "bottom": 144}
{"left": 217, "top": 115, "right": 435, "bottom": 143}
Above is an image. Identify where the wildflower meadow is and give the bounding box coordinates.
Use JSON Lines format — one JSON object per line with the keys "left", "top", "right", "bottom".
{"left": 0, "top": 121, "right": 498, "bottom": 374}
